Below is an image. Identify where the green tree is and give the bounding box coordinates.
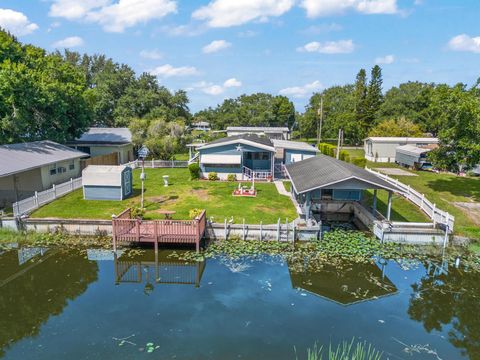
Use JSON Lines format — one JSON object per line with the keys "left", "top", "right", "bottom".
{"left": 369, "top": 117, "right": 424, "bottom": 137}
{"left": 364, "top": 65, "right": 383, "bottom": 131}
{"left": 354, "top": 68, "right": 368, "bottom": 138}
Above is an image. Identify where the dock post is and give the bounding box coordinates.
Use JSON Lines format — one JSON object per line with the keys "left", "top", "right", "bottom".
{"left": 111, "top": 215, "right": 117, "bottom": 252}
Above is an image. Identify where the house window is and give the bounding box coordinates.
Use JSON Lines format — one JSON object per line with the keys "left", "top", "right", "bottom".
{"left": 50, "top": 163, "right": 57, "bottom": 175}
{"left": 69, "top": 161, "right": 75, "bottom": 170}
{"left": 245, "top": 152, "right": 252, "bottom": 160}
{"left": 57, "top": 166, "right": 67, "bottom": 174}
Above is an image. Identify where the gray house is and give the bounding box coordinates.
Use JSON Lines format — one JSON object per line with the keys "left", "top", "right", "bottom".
{"left": 67, "top": 127, "right": 134, "bottom": 164}
{"left": 0, "top": 141, "right": 88, "bottom": 207}
{"left": 285, "top": 155, "right": 401, "bottom": 221}
{"left": 82, "top": 165, "right": 132, "bottom": 200}
{"left": 395, "top": 145, "right": 432, "bottom": 169}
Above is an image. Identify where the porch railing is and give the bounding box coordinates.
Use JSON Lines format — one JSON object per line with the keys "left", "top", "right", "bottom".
{"left": 242, "top": 166, "right": 272, "bottom": 180}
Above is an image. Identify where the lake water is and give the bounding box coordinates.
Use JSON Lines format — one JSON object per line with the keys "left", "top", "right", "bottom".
{"left": 0, "top": 246, "right": 479, "bottom": 359}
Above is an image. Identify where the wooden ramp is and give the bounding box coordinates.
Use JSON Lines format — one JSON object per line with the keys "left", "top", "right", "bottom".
{"left": 112, "top": 208, "right": 207, "bottom": 252}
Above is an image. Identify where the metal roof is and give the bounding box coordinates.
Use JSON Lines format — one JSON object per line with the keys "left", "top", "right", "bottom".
{"left": 69, "top": 127, "right": 132, "bottom": 145}
{"left": 199, "top": 134, "right": 275, "bottom": 151}
{"left": 0, "top": 141, "right": 88, "bottom": 177}
{"left": 396, "top": 144, "right": 432, "bottom": 156}
{"left": 365, "top": 137, "right": 439, "bottom": 143}
{"left": 82, "top": 165, "right": 128, "bottom": 186}
{"left": 285, "top": 155, "right": 402, "bottom": 194}
{"left": 226, "top": 126, "right": 290, "bottom": 133}
{"left": 272, "top": 139, "right": 319, "bottom": 152}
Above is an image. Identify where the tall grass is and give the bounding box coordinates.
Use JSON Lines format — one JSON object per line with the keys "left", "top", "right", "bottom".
{"left": 298, "top": 338, "right": 383, "bottom": 360}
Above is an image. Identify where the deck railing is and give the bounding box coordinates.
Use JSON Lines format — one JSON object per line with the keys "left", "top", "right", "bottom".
{"left": 242, "top": 166, "right": 272, "bottom": 180}
{"left": 365, "top": 167, "right": 454, "bottom": 230}
{"left": 13, "top": 177, "right": 82, "bottom": 217}
{"left": 112, "top": 209, "right": 207, "bottom": 251}
{"left": 125, "top": 159, "right": 188, "bottom": 169}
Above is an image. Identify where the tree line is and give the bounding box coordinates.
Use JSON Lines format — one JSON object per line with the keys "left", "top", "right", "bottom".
{"left": 0, "top": 29, "right": 479, "bottom": 170}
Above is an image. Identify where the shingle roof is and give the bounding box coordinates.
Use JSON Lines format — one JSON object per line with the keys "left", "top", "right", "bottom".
{"left": 69, "top": 127, "right": 132, "bottom": 145}
{"left": 0, "top": 141, "right": 88, "bottom": 177}
{"left": 226, "top": 126, "right": 290, "bottom": 132}
{"left": 272, "top": 139, "right": 319, "bottom": 152}
{"left": 285, "top": 155, "right": 402, "bottom": 194}
{"left": 199, "top": 134, "right": 275, "bottom": 151}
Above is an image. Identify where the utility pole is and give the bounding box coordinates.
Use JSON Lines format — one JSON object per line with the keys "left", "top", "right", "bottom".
{"left": 316, "top": 95, "right": 323, "bottom": 146}
{"left": 336, "top": 128, "right": 343, "bottom": 160}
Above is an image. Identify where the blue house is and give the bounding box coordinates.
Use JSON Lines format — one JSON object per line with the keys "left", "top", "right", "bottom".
{"left": 197, "top": 134, "right": 318, "bottom": 180}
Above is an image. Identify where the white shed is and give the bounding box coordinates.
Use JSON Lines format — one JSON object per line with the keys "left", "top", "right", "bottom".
{"left": 82, "top": 165, "right": 133, "bottom": 200}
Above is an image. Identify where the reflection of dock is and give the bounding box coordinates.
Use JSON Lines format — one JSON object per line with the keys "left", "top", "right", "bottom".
{"left": 288, "top": 260, "right": 397, "bottom": 306}
{"left": 114, "top": 251, "right": 206, "bottom": 287}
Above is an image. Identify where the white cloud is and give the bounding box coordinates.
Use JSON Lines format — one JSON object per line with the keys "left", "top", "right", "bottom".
{"left": 300, "top": 23, "right": 342, "bottom": 35}
{"left": 223, "top": 78, "right": 242, "bottom": 87}
{"left": 150, "top": 64, "right": 198, "bottom": 77}
{"left": 238, "top": 30, "right": 258, "bottom": 38}
{"left": 375, "top": 54, "right": 395, "bottom": 64}
{"left": 49, "top": 0, "right": 177, "bottom": 33}
{"left": 279, "top": 80, "right": 323, "bottom": 98}
{"left": 140, "top": 49, "right": 163, "bottom": 60}
{"left": 300, "top": 0, "right": 398, "bottom": 17}
{"left": 202, "top": 85, "right": 224, "bottom": 95}
{"left": 447, "top": 34, "right": 480, "bottom": 53}
{"left": 298, "top": 40, "right": 355, "bottom": 54}
{"left": 52, "top": 36, "right": 84, "bottom": 48}
{"left": 192, "top": 0, "right": 294, "bottom": 28}
{"left": 0, "top": 8, "right": 39, "bottom": 36}
{"left": 202, "top": 39, "right": 231, "bottom": 54}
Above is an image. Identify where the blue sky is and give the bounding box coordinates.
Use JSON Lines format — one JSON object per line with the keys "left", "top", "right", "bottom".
{"left": 0, "top": 0, "right": 479, "bottom": 112}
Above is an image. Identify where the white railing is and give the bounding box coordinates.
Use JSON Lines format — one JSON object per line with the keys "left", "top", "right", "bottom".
{"left": 365, "top": 167, "right": 454, "bottom": 230}
{"left": 242, "top": 166, "right": 272, "bottom": 180}
{"left": 13, "top": 177, "right": 82, "bottom": 217}
{"left": 125, "top": 159, "right": 188, "bottom": 169}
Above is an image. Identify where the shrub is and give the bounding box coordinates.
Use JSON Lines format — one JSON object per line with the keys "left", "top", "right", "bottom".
{"left": 189, "top": 208, "right": 204, "bottom": 219}
{"left": 208, "top": 172, "right": 218, "bottom": 181}
{"left": 318, "top": 143, "right": 336, "bottom": 157}
{"left": 131, "top": 206, "right": 145, "bottom": 219}
{"left": 351, "top": 157, "right": 367, "bottom": 168}
{"left": 227, "top": 174, "right": 236, "bottom": 182}
{"left": 339, "top": 150, "right": 350, "bottom": 162}
{"left": 188, "top": 162, "right": 200, "bottom": 180}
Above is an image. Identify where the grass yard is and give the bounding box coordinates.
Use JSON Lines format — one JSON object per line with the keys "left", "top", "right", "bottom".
{"left": 368, "top": 162, "right": 480, "bottom": 240}
{"left": 343, "top": 148, "right": 365, "bottom": 159}
{"left": 31, "top": 168, "right": 297, "bottom": 224}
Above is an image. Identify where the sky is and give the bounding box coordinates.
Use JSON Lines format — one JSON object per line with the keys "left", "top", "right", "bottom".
{"left": 0, "top": 0, "right": 479, "bottom": 112}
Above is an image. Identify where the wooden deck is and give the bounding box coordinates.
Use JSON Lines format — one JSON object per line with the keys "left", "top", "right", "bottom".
{"left": 112, "top": 208, "right": 207, "bottom": 252}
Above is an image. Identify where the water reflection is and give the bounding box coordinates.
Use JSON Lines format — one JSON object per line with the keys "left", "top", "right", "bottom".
{"left": 114, "top": 250, "right": 206, "bottom": 289}
{"left": 408, "top": 262, "right": 480, "bottom": 359}
{"left": 288, "top": 259, "right": 397, "bottom": 305}
{"left": 0, "top": 248, "right": 98, "bottom": 357}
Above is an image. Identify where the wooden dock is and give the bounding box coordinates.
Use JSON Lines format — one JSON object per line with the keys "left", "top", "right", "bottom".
{"left": 112, "top": 208, "right": 207, "bottom": 252}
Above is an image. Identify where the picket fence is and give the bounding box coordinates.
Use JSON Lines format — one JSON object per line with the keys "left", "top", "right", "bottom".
{"left": 13, "top": 177, "right": 82, "bottom": 217}
{"left": 365, "top": 167, "right": 454, "bottom": 230}
{"left": 125, "top": 159, "right": 189, "bottom": 169}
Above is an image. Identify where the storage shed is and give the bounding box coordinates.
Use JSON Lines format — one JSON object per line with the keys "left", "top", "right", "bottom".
{"left": 395, "top": 145, "right": 432, "bottom": 169}
{"left": 82, "top": 165, "right": 132, "bottom": 200}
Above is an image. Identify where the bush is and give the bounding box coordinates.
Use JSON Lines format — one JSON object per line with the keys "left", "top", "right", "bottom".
{"left": 227, "top": 174, "right": 236, "bottom": 182}
{"left": 339, "top": 150, "right": 350, "bottom": 162}
{"left": 208, "top": 172, "right": 218, "bottom": 181}
{"left": 351, "top": 157, "right": 367, "bottom": 168}
{"left": 131, "top": 206, "right": 145, "bottom": 219}
{"left": 189, "top": 208, "right": 204, "bottom": 219}
{"left": 318, "top": 143, "right": 336, "bottom": 157}
{"left": 188, "top": 162, "right": 200, "bottom": 180}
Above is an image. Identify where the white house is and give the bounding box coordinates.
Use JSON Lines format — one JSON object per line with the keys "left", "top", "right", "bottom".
{"left": 226, "top": 127, "right": 291, "bottom": 140}
{"left": 191, "top": 121, "right": 211, "bottom": 131}
{"left": 364, "top": 137, "right": 439, "bottom": 163}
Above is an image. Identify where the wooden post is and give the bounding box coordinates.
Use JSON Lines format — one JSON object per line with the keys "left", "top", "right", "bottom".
{"left": 277, "top": 218, "right": 280, "bottom": 241}
{"left": 432, "top": 203, "right": 437, "bottom": 226}
{"left": 292, "top": 223, "right": 296, "bottom": 243}
{"left": 386, "top": 191, "right": 392, "bottom": 221}
{"left": 242, "top": 218, "right": 246, "bottom": 241}
{"left": 260, "top": 221, "right": 263, "bottom": 241}
{"left": 224, "top": 218, "right": 227, "bottom": 240}
{"left": 285, "top": 218, "right": 289, "bottom": 242}
{"left": 136, "top": 219, "right": 140, "bottom": 241}
{"left": 112, "top": 215, "right": 117, "bottom": 252}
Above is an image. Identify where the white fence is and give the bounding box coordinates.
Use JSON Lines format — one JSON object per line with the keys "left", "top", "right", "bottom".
{"left": 13, "top": 178, "right": 82, "bottom": 217}
{"left": 365, "top": 167, "right": 454, "bottom": 230}
{"left": 125, "top": 159, "right": 189, "bottom": 169}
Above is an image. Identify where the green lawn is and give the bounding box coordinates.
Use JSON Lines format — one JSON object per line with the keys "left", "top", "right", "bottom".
{"left": 368, "top": 162, "right": 480, "bottom": 240}
{"left": 343, "top": 148, "right": 365, "bottom": 159}
{"left": 31, "top": 168, "right": 297, "bottom": 224}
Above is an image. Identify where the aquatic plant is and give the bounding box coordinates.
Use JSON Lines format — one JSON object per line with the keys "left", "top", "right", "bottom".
{"left": 297, "top": 338, "right": 383, "bottom": 360}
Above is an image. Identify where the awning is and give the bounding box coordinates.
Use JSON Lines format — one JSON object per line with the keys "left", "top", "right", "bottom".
{"left": 200, "top": 154, "right": 241, "bottom": 164}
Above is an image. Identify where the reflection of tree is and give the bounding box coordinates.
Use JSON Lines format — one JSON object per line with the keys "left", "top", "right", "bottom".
{"left": 408, "top": 267, "right": 480, "bottom": 359}
{"left": 0, "top": 250, "right": 98, "bottom": 357}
